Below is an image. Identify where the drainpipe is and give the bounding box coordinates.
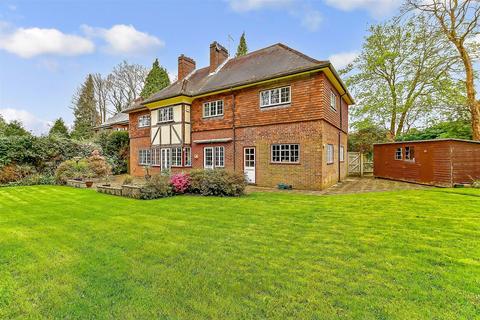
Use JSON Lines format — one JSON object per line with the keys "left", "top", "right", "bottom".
{"left": 230, "top": 89, "right": 237, "bottom": 171}
{"left": 338, "top": 93, "right": 347, "bottom": 182}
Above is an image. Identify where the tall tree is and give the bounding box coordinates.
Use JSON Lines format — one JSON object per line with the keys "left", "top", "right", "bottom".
{"left": 92, "top": 73, "right": 109, "bottom": 123}
{"left": 72, "top": 74, "right": 98, "bottom": 139}
{"left": 345, "top": 16, "right": 461, "bottom": 140}
{"left": 0, "top": 116, "right": 30, "bottom": 137}
{"left": 405, "top": 0, "right": 480, "bottom": 140}
{"left": 236, "top": 32, "right": 248, "bottom": 57}
{"left": 106, "top": 61, "right": 147, "bottom": 112}
{"left": 140, "top": 58, "right": 171, "bottom": 99}
{"left": 49, "top": 118, "right": 70, "bottom": 138}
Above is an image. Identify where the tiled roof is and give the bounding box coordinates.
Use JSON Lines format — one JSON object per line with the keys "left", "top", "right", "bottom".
{"left": 143, "top": 43, "right": 334, "bottom": 104}
{"left": 97, "top": 112, "right": 129, "bottom": 128}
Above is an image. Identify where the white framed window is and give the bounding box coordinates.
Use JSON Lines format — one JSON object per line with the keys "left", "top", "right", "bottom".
{"left": 203, "top": 100, "right": 224, "bottom": 118}
{"left": 159, "top": 107, "right": 173, "bottom": 123}
{"left": 340, "top": 145, "right": 345, "bottom": 162}
{"left": 326, "top": 144, "right": 334, "bottom": 164}
{"left": 138, "top": 149, "right": 151, "bottom": 165}
{"left": 260, "top": 86, "right": 291, "bottom": 108}
{"left": 405, "top": 146, "right": 415, "bottom": 160}
{"left": 330, "top": 90, "right": 337, "bottom": 111}
{"left": 395, "top": 147, "right": 402, "bottom": 160}
{"left": 184, "top": 147, "right": 192, "bottom": 167}
{"left": 271, "top": 144, "right": 299, "bottom": 163}
{"left": 138, "top": 115, "right": 151, "bottom": 128}
{"left": 204, "top": 146, "right": 224, "bottom": 169}
{"left": 152, "top": 148, "right": 161, "bottom": 166}
{"left": 171, "top": 147, "right": 182, "bottom": 167}
{"left": 215, "top": 146, "right": 225, "bottom": 167}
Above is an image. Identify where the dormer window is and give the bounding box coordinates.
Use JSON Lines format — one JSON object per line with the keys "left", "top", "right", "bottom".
{"left": 260, "top": 86, "right": 290, "bottom": 108}
{"left": 203, "top": 100, "right": 224, "bottom": 118}
{"left": 159, "top": 107, "right": 173, "bottom": 123}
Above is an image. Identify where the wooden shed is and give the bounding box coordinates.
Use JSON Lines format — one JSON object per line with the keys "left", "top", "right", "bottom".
{"left": 373, "top": 139, "right": 480, "bottom": 187}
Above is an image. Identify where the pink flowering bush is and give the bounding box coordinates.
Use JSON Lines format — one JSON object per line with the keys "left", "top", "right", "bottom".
{"left": 170, "top": 173, "right": 191, "bottom": 194}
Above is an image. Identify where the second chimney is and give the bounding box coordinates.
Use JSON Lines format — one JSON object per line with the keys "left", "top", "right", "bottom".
{"left": 210, "top": 41, "right": 228, "bottom": 73}
{"left": 178, "top": 54, "right": 196, "bottom": 81}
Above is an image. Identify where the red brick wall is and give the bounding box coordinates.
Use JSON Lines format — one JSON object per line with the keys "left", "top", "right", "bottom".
{"left": 129, "top": 110, "right": 160, "bottom": 177}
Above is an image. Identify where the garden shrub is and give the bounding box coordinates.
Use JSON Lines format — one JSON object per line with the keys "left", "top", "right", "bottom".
{"left": 3, "top": 174, "right": 55, "bottom": 187}
{"left": 87, "top": 150, "right": 111, "bottom": 178}
{"left": 140, "top": 175, "right": 173, "bottom": 200}
{"left": 473, "top": 180, "right": 480, "bottom": 188}
{"left": 189, "top": 169, "right": 246, "bottom": 196}
{"left": 0, "top": 164, "right": 36, "bottom": 184}
{"left": 54, "top": 159, "right": 91, "bottom": 184}
{"left": 170, "top": 173, "right": 190, "bottom": 194}
{"left": 123, "top": 175, "right": 134, "bottom": 185}
{"left": 96, "top": 131, "right": 129, "bottom": 174}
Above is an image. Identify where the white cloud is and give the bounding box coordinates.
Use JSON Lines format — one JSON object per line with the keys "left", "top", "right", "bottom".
{"left": 328, "top": 51, "right": 359, "bottom": 69}
{"left": 301, "top": 10, "right": 322, "bottom": 31}
{"left": 82, "top": 24, "right": 164, "bottom": 55}
{"left": 227, "top": 0, "right": 293, "bottom": 12}
{"left": 226, "top": 0, "right": 321, "bottom": 31}
{"left": 0, "top": 27, "right": 94, "bottom": 58}
{"left": 324, "top": 0, "right": 402, "bottom": 17}
{"left": 0, "top": 108, "right": 51, "bottom": 135}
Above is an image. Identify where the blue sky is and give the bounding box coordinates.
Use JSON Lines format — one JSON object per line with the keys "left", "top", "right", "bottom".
{"left": 0, "top": 0, "right": 401, "bottom": 134}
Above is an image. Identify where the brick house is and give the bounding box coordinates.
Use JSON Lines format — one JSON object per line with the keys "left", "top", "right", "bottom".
{"left": 123, "top": 42, "right": 354, "bottom": 190}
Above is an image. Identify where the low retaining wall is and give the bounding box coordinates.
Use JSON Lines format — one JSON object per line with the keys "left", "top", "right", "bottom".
{"left": 67, "top": 179, "right": 85, "bottom": 188}
{"left": 96, "top": 184, "right": 142, "bottom": 199}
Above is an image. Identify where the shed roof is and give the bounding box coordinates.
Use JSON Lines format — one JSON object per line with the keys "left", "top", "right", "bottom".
{"left": 374, "top": 138, "right": 480, "bottom": 146}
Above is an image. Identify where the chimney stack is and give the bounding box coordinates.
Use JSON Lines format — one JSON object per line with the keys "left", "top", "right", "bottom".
{"left": 209, "top": 41, "right": 228, "bottom": 73}
{"left": 178, "top": 54, "right": 196, "bottom": 81}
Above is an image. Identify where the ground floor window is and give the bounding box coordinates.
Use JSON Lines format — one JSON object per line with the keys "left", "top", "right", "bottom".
{"left": 184, "top": 147, "right": 192, "bottom": 167}
{"left": 395, "top": 147, "right": 402, "bottom": 160}
{"left": 138, "top": 149, "right": 151, "bottom": 165}
{"left": 171, "top": 147, "right": 182, "bottom": 167}
{"left": 326, "top": 144, "right": 334, "bottom": 164}
{"left": 405, "top": 146, "right": 415, "bottom": 160}
{"left": 152, "top": 148, "right": 161, "bottom": 166}
{"left": 271, "top": 144, "right": 299, "bottom": 163}
{"left": 204, "top": 146, "right": 224, "bottom": 169}
{"left": 340, "top": 145, "right": 345, "bottom": 162}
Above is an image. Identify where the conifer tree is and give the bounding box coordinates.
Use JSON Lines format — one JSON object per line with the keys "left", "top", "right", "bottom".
{"left": 236, "top": 32, "right": 248, "bottom": 57}
{"left": 140, "top": 59, "right": 171, "bottom": 99}
{"left": 72, "top": 74, "right": 98, "bottom": 139}
{"left": 49, "top": 118, "right": 70, "bottom": 138}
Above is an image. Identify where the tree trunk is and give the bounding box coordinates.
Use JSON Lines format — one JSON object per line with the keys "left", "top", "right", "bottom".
{"left": 456, "top": 43, "right": 480, "bottom": 140}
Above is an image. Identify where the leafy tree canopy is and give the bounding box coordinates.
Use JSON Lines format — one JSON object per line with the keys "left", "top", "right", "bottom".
{"left": 0, "top": 116, "right": 31, "bottom": 137}
{"left": 71, "top": 74, "right": 98, "bottom": 140}
{"left": 348, "top": 120, "right": 389, "bottom": 154}
{"left": 396, "top": 121, "right": 472, "bottom": 141}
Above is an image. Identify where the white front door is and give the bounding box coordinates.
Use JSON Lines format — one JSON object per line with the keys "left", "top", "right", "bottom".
{"left": 161, "top": 148, "right": 171, "bottom": 171}
{"left": 244, "top": 147, "right": 256, "bottom": 184}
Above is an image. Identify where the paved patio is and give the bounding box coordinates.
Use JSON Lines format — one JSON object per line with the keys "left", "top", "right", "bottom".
{"left": 247, "top": 176, "right": 431, "bottom": 195}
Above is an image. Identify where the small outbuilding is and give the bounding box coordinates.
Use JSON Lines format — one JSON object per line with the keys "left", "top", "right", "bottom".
{"left": 373, "top": 139, "right": 480, "bottom": 187}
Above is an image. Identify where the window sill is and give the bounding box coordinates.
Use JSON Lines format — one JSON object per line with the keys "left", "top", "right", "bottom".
{"left": 327, "top": 162, "right": 334, "bottom": 165}
{"left": 157, "top": 120, "right": 174, "bottom": 124}
{"left": 260, "top": 102, "right": 291, "bottom": 110}
{"left": 202, "top": 115, "right": 224, "bottom": 120}
{"left": 270, "top": 162, "right": 300, "bottom": 165}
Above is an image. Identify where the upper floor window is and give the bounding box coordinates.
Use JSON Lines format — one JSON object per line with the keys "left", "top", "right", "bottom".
{"left": 271, "top": 144, "right": 299, "bottom": 163}
{"left": 159, "top": 107, "right": 173, "bottom": 123}
{"left": 138, "top": 115, "right": 151, "bottom": 128}
{"left": 326, "top": 144, "right": 334, "bottom": 164}
{"left": 260, "top": 86, "right": 290, "bottom": 108}
{"left": 203, "top": 100, "right": 224, "bottom": 118}
{"left": 405, "top": 146, "right": 415, "bottom": 160}
{"left": 330, "top": 90, "right": 337, "bottom": 111}
{"left": 395, "top": 148, "right": 402, "bottom": 160}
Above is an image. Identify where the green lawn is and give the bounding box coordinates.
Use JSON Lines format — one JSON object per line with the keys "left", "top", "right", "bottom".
{"left": 0, "top": 186, "right": 479, "bottom": 319}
